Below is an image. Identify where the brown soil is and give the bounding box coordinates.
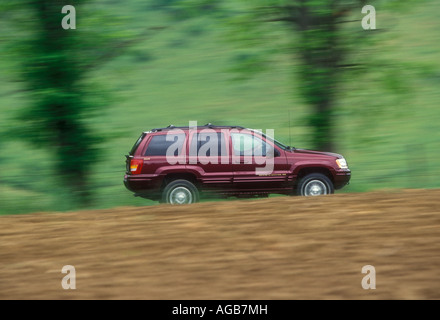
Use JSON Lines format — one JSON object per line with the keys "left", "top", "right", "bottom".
{"left": 1, "top": 189, "right": 440, "bottom": 300}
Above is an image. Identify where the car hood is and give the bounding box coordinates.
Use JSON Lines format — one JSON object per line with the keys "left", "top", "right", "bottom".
{"left": 292, "top": 148, "right": 344, "bottom": 159}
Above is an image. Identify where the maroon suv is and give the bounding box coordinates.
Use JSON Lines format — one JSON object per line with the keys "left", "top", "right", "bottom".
{"left": 124, "top": 124, "right": 351, "bottom": 204}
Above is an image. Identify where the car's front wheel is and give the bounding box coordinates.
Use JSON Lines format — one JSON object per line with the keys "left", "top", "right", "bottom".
{"left": 297, "top": 173, "right": 334, "bottom": 196}
{"left": 162, "top": 179, "right": 199, "bottom": 205}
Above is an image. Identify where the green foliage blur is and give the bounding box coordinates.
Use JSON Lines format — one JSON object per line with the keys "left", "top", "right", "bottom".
{"left": 0, "top": 0, "right": 439, "bottom": 214}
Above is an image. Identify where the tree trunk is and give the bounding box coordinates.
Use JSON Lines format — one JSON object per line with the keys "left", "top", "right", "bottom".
{"left": 293, "top": 2, "right": 342, "bottom": 152}
{"left": 23, "top": 0, "right": 96, "bottom": 207}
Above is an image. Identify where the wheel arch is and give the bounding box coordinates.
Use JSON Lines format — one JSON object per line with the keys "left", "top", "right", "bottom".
{"left": 160, "top": 172, "right": 199, "bottom": 191}
{"left": 295, "top": 166, "right": 334, "bottom": 188}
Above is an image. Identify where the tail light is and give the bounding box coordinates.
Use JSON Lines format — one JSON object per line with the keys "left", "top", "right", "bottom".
{"left": 130, "top": 159, "right": 144, "bottom": 175}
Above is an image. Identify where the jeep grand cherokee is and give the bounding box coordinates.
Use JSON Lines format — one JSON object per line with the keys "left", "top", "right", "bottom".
{"left": 124, "top": 124, "right": 351, "bottom": 204}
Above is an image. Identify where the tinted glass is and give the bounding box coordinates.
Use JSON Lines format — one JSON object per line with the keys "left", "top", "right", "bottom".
{"left": 144, "top": 134, "right": 186, "bottom": 156}
{"left": 129, "top": 133, "right": 147, "bottom": 155}
{"left": 231, "top": 133, "right": 269, "bottom": 156}
{"left": 189, "top": 132, "right": 227, "bottom": 157}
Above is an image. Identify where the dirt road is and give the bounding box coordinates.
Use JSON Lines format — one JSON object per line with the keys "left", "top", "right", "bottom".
{"left": 1, "top": 189, "right": 439, "bottom": 300}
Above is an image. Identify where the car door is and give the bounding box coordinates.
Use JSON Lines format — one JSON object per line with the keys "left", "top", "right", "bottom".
{"left": 186, "top": 129, "right": 233, "bottom": 190}
{"left": 230, "top": 131, "right": 289, "bottom": 191}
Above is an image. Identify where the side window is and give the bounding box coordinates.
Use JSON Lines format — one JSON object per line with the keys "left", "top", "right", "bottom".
{"left": 144, "top": 134, "right": 185, "bottom": 156}
{"left": 231, "top": 133, "right": 269, "bottom": 157}
{"left": 189, "top": 132, "right": 227, "bottom": 157}
{"left": 129, "top": 133, "right": 146, "bottom": 155}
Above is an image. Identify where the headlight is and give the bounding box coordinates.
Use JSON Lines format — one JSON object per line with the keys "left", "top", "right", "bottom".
{"left": 336, "top": 158, "right": 348, "bottom": 169}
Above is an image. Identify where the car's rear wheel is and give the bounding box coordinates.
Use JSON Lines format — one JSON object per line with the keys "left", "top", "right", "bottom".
{"left": 297, "top": 173, "right": 334, "bottom": 196}
{"left": 162, "top": 179, "right": 199, "bottom": 205}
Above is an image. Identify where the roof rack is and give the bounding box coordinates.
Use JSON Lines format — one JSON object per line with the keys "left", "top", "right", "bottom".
{"left": 150, "top": 124, "right": 246, "bottom": 132}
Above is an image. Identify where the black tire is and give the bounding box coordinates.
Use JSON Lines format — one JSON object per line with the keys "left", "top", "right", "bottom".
{"left": 162, "top": 179, "right": 199, "bottom": 205}
{"left": 297, "top": 173, "right": 334, "bottom": 196}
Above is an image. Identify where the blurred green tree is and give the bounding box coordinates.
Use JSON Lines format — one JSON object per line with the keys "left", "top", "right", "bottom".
{"left": 6, "top": 0, "right": 164, "bottom": 207}
{"left": 20, "top": 0, "right": 96, "bottom": 205}
{"left": 230, "top": 0, "right": 429, "bottom": 152}
{"left": 228, "top": 0, "right": 375, "bottom": 151}
{"left": 285, "top": 0, "right": 370, "bottom": 152}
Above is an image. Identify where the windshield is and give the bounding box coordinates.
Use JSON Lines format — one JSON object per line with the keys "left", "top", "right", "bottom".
{"left": 256, "top": 131, "right": 293, "bottom": 150}
{"left": 273, "top": 139, "right": 292, "bottom": 150}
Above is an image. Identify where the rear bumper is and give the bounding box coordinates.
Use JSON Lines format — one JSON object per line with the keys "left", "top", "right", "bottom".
{"left": 334, "top": 170, "right": 351, "bottom": 190}
{"left": 123, "top": 174, "right": 162, "bottom": 194}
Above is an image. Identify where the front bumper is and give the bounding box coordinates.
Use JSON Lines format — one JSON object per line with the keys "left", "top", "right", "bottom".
{"left": 334, "top": 169, "right": 351, "bottom": 190}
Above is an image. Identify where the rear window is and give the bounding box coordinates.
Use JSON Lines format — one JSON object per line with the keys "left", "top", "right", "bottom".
{"left": 144, "top": 134, "right": 186, "bottom": 156}
{"left": 129, "top": 133, "right": 146, "bottom": 155}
